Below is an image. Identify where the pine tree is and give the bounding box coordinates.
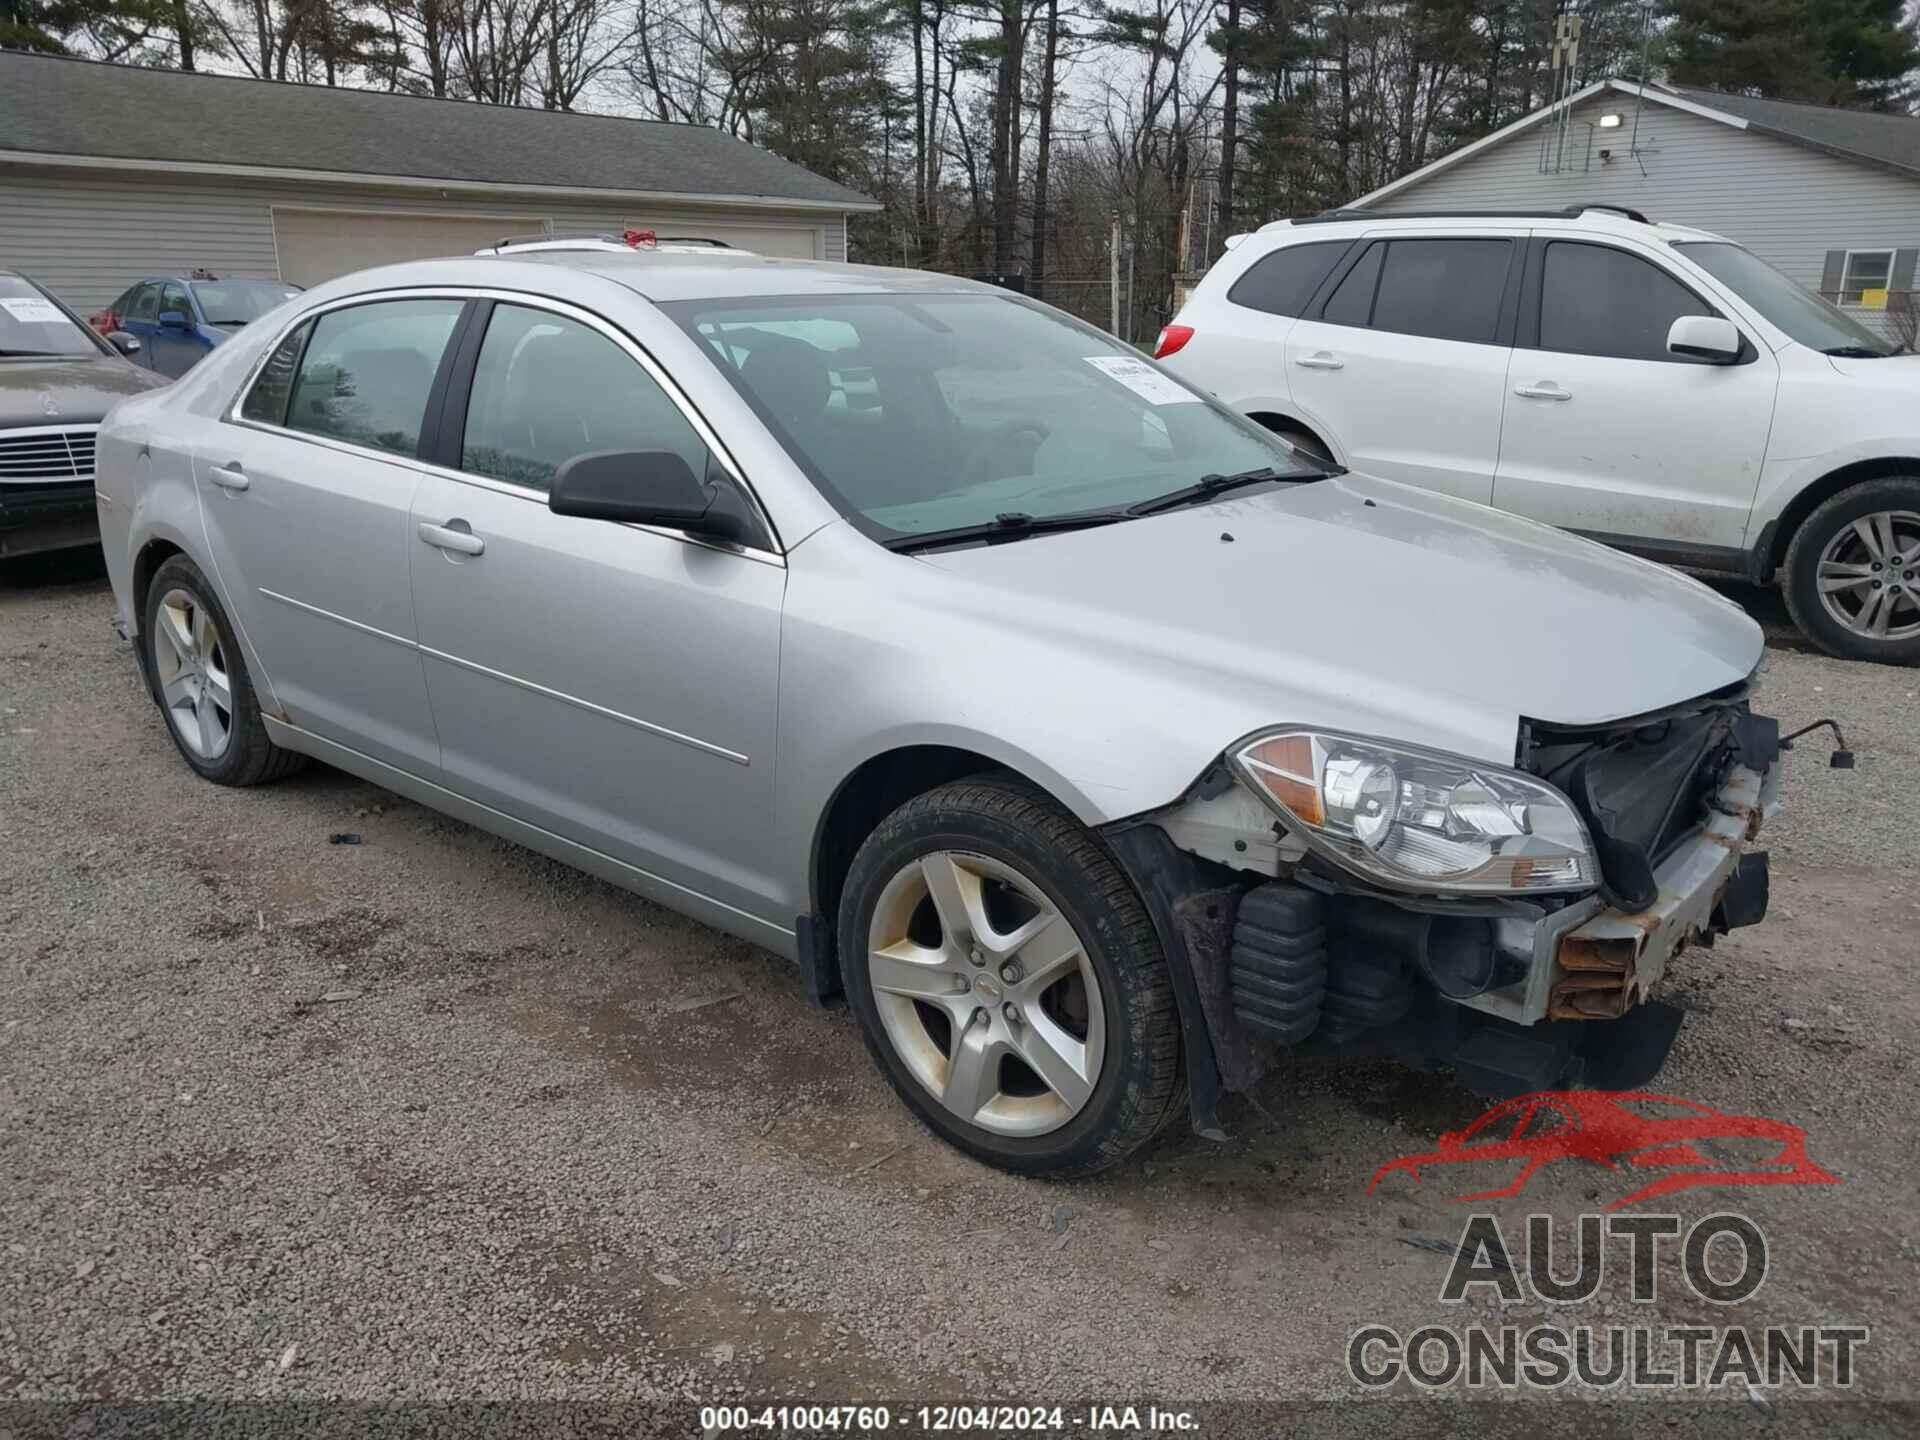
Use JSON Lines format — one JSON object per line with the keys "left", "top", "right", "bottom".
{"left": 1662, "top": 0, "right": 1918, "bottom": 109}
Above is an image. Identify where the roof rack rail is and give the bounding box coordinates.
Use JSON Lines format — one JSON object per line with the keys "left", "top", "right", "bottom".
{"left": 1294, "top": 203, "right": 1651, "bottom": 226}
{"left": 476, "top": 231, "right": 741, "bottom": 256}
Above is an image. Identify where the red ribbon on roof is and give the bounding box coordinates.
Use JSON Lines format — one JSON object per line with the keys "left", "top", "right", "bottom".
{"left": 623, "top": 229, "right": 658, "bottom": 249}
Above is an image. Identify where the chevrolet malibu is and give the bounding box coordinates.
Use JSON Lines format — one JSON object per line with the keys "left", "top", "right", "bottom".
{"left": 96, "top": 245, "right": 1785, "bottom": 1175}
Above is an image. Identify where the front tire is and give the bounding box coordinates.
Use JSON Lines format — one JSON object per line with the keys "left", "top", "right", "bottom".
{"left": 143, "top": 554, "right": 306, "bottom": 785}
{"left": 838, "top": 777, "right": 1184, "bottom": 1177}
{"left": 1783, "top": 478, "right": 1920, "bottom": 664}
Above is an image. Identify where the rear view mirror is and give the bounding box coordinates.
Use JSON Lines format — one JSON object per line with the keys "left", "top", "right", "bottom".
{"left": 1667, "top": 315, "right": 1741, "bottom": 364}
{"left": 548, "top": 449, "right": 750, "bottom": 545}
{"left": 158, "top": 310, "right": 192, "bottom": 331}
{"left": 106, "top": 330, "right": 142, "bottom": 356}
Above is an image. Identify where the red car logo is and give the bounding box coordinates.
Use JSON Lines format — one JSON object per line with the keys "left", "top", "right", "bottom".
{"left": 1368, "top": 1090, "right": 1838, "bottom": 1209}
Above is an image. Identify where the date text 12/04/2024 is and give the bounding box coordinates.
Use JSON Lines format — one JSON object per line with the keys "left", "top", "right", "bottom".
{"left": 698, "top": 1405, "right": 1200, "bottom": 1432}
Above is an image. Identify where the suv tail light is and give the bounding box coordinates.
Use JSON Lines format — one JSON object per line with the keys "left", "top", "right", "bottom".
{"left": 1153, "top": 324, "right": 1194, "bottom": 359}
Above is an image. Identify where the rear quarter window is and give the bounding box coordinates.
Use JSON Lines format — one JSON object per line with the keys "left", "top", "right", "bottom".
{"left": 1226, "top": 241, "right": 1352, "bottom": 318}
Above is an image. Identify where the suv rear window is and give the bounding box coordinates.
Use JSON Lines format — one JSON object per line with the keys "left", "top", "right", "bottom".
{"left": 1370, "top": 239, "right": 1512, "bottom": 344}
{"left": 1315, "top": 238, "right": 1512, "bottom": 345}
{"left": 1227, "top": 241, "right": 1350, "bottom": 318}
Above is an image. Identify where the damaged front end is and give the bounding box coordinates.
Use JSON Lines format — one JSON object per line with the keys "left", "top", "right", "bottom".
{"left": 1104, "top": 681, "right": 1781, "bottom": 1137}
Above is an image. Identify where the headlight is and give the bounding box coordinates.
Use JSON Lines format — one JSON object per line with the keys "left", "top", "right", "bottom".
{"left": 1231, "top": 730, "right": 1599, "bottom": 895}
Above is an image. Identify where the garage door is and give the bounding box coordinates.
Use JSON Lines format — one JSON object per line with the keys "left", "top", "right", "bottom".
{"left": 273, "top": 209, "right": 536, "bottom": 286}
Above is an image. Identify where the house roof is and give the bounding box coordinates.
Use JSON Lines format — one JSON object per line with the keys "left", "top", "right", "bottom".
{"left": 1661, "top": 84, "right": 1920, "bottom": 179}
{"left": 1352, "top": 79, "right": 1920, "bottom": 209}
{"left": 0, "top": 51, "right": 877, "bottom": 212}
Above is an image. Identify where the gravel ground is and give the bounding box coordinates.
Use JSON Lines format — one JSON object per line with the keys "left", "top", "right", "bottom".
{"left": 3, "top": 555, "right": 1916, "bottom": 1434}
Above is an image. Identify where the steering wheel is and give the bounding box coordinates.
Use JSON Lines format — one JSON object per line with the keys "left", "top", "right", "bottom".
{"left": 957, "top": 419, "right": 1052, "bottom": 486}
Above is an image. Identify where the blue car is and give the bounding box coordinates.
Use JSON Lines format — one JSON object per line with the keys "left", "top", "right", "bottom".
{"left": 92, "top": 273, "right": 302, "bottom": 379}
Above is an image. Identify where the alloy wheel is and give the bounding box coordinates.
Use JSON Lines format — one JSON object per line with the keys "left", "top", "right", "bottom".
{"left": 865, "top": 850, "right": 1105, "bottom": 1138}
{"left": 152, "top": 587, "right": 234, "bottom": 760}
{"left": 1816, "top": 509, "right": 1920, "bottom": 642}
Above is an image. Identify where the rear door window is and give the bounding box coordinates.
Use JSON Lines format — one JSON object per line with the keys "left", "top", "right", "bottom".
{"left": 1539, "top": 241, "right": 1717, "bottom": 362}
{"left": 126, "top": 284, "right": 160, "bottom": 324}
{"left": 159, "top": 283, "right": 194, "bottom": 324}
{"left": 283, "top": 300, "right": 464, "bottom": 459}
{"left": 1228, "top": 241, "right": 1351, "bottom": 318}
{"left": 1369, "top": 239, "right": 1512, "bottom": 344}
{"left": 241, "top": 321, "right": 311, "bottom": 426}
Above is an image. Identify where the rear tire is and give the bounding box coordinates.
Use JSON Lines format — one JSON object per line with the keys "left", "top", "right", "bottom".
{"left": 143, "top": 554, "right": 307, "bottom": 785}
{"left": 838, "top": 777, "right": 1185, "bottom": 1177}
{"left": 1782, "top": 477, "right": 1920, "bottom": 664}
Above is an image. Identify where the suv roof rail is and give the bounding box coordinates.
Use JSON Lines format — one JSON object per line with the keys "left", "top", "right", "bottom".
{"left": 1293, "top": 203, "right": 1651, "bottom": 226}
{"left": 477, "top": 231, "right": 744, "bottom": 256}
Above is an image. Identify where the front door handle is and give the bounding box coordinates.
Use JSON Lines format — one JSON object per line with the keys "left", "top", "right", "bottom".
{"left": 207, "top": 463, "right": 249, "bottom": 491}
{"left": 1295, "top": 352, "right": 1345, "bottom": 370}
{"left": 418, "top": 520, "right": 485, "bottom": 557}
{"left": 1514, "top": 382, "right": 1572, "bottom": 401}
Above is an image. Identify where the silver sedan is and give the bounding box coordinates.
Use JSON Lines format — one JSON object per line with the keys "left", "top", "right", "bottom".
{"left": 96, "top": 245, "right": 1780, "bottom": 1174}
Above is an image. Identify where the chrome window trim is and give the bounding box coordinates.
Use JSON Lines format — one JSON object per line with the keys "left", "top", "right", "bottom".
{"left": 220, "top": 284, "right": 785, "bottom": 564}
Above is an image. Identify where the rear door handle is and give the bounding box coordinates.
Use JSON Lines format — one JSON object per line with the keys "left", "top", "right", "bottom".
{"left": 1514, "top": 382, "right": 1572, "bottom": 401}
{"left": 1295, "top": 352, "right": 1344, "bottom": 371}
{"left": 207, "top": 463, "right": 249, "bottom": 491}
{"left": 418, "top": 520, "right": 485, "bottom": 556}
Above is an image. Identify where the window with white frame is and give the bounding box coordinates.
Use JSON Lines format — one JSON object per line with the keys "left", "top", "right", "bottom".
{"left": 1840, "top": 250, "right": 1894, "bottom": 306}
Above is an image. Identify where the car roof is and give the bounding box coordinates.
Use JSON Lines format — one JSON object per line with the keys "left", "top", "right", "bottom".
{"left": 475, "top": 249, "right": 1004, "bottom": 303}
{"left": 1248, "top": 208, "right": 1729, "bottom": 247}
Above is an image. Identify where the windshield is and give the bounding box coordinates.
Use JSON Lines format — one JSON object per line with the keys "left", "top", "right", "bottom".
{"left": 1674, "top": 242, "right": 1899, "bottom": 356}
{"left": 0, "top": 275, "right": 100, "bottom": 358}
{"left": 192, "top": 281, "right": 302, "bottom": 326}
{"left": 663, "top": 292, "right": 1317, "bottom": 542}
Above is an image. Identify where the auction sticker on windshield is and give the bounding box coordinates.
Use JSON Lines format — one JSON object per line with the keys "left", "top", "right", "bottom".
{"left": 1083, "top": 354, "right": 1200, "bottom": 404}
{"left": 0, "top": 297, "right": 67, "bottom": 325}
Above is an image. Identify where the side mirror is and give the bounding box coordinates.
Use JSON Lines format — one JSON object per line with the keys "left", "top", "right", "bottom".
{"left": 1667, "top": 314, "right": 1741, "bottom": 364}
{"left": 548, "top": 449, "right": 749, "bottom": 544}
{"left": 106, "top": 330, "right": 142, "bottom": 356}
{"left": 158, "top": 310, "right": 191, "bottom": 330}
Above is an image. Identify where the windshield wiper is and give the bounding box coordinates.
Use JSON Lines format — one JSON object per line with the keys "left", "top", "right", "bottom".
{"left": 885, "top": 508, "right": 1130, "bottom": 554}
{"left": 0, "top": 349, "right": 68, "bottom": 358}
{"left": 1822, "top": 345, "right": 1890, "bottom": 358}
{"left": 1126, "top": 466, "right": 1292, "bottom": 517}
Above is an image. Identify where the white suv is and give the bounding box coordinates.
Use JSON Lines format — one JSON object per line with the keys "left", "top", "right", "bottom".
{"left": 1159, "top": 205, "right": 1920, "bottom": 663}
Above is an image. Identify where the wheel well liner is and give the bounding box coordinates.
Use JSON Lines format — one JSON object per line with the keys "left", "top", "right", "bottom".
{"left": 809, "top": 745, "right": 1011, "bottom": 935}
{"left": 1247, "top": 410, "right": 1333, "bottom": 456}
{"left": 132, "top": 537, "right": 184, "bottom": 621}
{"left": 129, "top": 538, "right": 184, "bottom": 695}
{"left": 1766, "top": 456, "right": 1920, "bottom": 573}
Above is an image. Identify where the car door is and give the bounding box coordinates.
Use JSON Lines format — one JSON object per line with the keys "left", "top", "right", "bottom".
{"left": 196, "top": 294, "right": 465, "bottom": 777}
{"left": 408, "top": 297, "right": 787, "bottom": 923}
{"left": 151, "top": 283, "right": 206, "bottom": 378}
{"left": 1280, "top": 233, "right": 1519, "bottom": 504}
{"left": 122, "top": 283, "right": 161, "bottom": 369}
{"left": 1493, "top": 236, "right": 1779, "bottom": 554}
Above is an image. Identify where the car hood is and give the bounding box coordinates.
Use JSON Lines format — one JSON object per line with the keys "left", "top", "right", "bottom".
{"left": 920, "top": 474, "right": 1763, "bottom": 755}
{"left": 1825, "top": 351, "right": 1920, "bottom": 382}
{"left": 0, "top": 357, "right": 169, "bottom": 426}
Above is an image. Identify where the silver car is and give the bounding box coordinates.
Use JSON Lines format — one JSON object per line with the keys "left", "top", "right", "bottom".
{"left": 96, "top": 246, "right": 1783, "bottom": 1176}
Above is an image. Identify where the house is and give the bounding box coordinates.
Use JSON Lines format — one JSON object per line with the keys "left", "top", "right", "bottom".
{"left": 0, "top": 52, "right": 878, "bottom": 314}
{"left": 1349, "top": 79, "right": 1919, "bottom": 338}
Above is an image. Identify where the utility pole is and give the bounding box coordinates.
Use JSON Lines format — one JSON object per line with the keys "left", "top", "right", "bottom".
{"left": 1109, "top": 210, "right": 1121, "bottom": 336}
